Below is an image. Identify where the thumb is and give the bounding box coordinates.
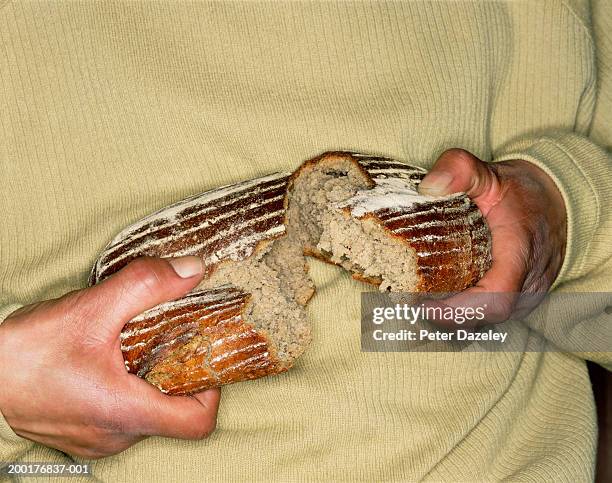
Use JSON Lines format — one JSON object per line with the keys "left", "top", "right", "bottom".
{"left": 84, "top": 256, "right": 204, "bottom": 341}
{"left": 418, "top": 149, "right": 501, "bottom": 211}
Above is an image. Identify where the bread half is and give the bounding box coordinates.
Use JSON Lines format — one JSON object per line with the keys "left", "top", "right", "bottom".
{"left": 287, "top": 151, "right": 491, "bottom": 292}
{"left": 90, "top": 173, "right": 313, "bottom": 395}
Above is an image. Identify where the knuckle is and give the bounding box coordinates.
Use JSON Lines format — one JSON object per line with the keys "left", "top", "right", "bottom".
{"left": 74, "top": 443, "right": 124, "bottom": 460}
{"left": 124, "top": 257, "right": 165, "bottom": 298}
{"left": 442, "top": 147, "right": 468, "bottom": 158}
{"left": 489, "top": 298, "right": 514, "bottom": 322}
{"left": 126, "top": 257, "right": 160, "bottom": 283}
{"left": 189, "top": 414, "right": 217, "bottom": 440}
{"left": 441, "top": 148, "right": 478, "bottom": 167}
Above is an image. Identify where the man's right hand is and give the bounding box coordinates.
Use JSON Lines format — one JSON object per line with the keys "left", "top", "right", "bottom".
{"left": 0, "top": 256, "right": 220, "bottom": 459}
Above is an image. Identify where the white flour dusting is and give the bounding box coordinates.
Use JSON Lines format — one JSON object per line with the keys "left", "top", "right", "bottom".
{"left": 334, "top": 177, "right": 458, "bottom": 218}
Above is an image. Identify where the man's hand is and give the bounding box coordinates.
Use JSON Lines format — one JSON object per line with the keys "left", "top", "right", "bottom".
{"left": 0, "top": 256, "right": 220, "bottom": 459}
{"left": 418, "top": 148, "right": 567, "bottom": 323}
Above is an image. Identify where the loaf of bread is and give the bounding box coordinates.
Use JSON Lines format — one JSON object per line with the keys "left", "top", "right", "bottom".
{"left": 90, "top": 151, "right": 491, "bottom": 394}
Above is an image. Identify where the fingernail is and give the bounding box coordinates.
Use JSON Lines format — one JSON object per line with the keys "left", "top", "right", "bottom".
{"left": 418, "top": 172, "right": 454, "bottom": 196}
{"left": 168, "top": 256, "right": 203, "bottom": 278}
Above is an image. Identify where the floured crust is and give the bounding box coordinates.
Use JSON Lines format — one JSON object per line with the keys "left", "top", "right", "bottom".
{"left": 121, "top": 286, "right": 286, "bottom": 395}
{"left": 289, "top": 151, "right": 491, "bottom": 292}
{"left": 90, "top": 172, "right": 291, "bottom": 284}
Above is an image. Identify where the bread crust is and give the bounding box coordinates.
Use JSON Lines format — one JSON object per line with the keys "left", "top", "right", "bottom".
{"left": 288, "top": 151, "right": 491, "bottom": 292}
{"left": 90, "top": 172, "right": 291, "bottom": 284}
{"left": 119, "top": 284, "right": 287, "bottom": 396}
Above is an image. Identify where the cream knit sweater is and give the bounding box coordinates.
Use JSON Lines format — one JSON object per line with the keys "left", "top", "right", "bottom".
{"left": 1, "top": 1, "right": 611, "bottom": 481}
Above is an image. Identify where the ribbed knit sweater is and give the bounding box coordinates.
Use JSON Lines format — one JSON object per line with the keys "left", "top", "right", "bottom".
{"left": 1, "top": 1, "right": 611, "bottom": 481}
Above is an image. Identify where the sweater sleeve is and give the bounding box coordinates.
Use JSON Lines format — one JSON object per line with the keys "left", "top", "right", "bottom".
{"left": 492, "top": 132, "right": 612, "bottom": 369}
{"left": 590, "top": 0, "right": 612, "bottom": 150}
{"left": 0, "top": 304, "right": 34, "bottom": 462}
{"left": 493, "top": 1, "right": 612, "bottom": 288}
{"left": 493, "top": 131, "right": 611, "bottom": 289}
{"left": 491, "top": 1, "right": 612, "bottom": 367}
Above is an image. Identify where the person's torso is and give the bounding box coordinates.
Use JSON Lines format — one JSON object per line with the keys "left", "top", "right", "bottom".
{"left": 0, "top": 1, "right": 596, "bottom": 480}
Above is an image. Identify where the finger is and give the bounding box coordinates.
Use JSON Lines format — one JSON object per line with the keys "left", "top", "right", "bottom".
{"left": 425, "top": 290, "right": 520, "bottom": 328}
{"left": 425, "top": 223, "right": 527, "bottom": 326}
{"left": 418, "top": 148, "right": 502, "bottom": 214}
{"left": 133, "top": 381, "right": 221, "bottom": 440}
{"left": 192, "top": 388, "right": 222, "bottom": 410}
{"left": 82, "top": 256, "right": 204, "bottom": 340}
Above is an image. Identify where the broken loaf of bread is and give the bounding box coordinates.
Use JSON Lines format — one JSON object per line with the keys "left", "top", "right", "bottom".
{"left": 89, "top": 151, "right": 491, "bottom": 394}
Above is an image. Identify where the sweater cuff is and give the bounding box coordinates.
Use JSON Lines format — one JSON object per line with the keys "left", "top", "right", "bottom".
{"left": 493, "top": 132, "right": 608, "bottom": 290}
{"left": 0, "top": 303, "right": 34, "bottom": 461}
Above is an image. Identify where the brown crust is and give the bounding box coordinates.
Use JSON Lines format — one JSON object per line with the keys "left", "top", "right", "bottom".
{"left": 350, "top": 272, "right": 384, "bottom": 285}
{"left": 289, "top": 151, "right": 491, "bottom": 292}
{"left": 303, "top": 247, "right": 337, "bottom": 265}
{"left": 120, "top": 286, "right": 286, "bottom": 395}
{"left": 286, "top": 151, "right": 376, "bottom": 199}
{"left": 90, "top": 172, "right": 291, "bottom": 285}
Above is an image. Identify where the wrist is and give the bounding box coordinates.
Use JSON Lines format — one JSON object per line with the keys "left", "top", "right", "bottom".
{"left": 493, "top": 134, "right": 604, "bottom": 288}
{"left": 501, "top": 158, "right": 568, "bottom": 286}
{"left": 512, "top": 159, "right": 566, "bottom": 215}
